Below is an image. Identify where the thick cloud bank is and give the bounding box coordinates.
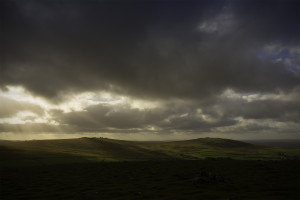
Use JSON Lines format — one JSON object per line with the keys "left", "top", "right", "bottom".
{"left": 0, "top": 0, "right": 299, "bottom": 140}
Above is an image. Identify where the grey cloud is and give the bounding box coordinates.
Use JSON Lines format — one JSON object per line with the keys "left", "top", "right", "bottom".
{"left": 51, "top": 103, "right": 172, "bottom": 131}
{"left": 195, "top": 90, "right": 300, "bottom": 129}
{"left": 240, "top": 100, "right": 300, "bottom": 122}
{"left": 0, "top": 96, "right": 44, "bottom": 118}
{"left": 211, "top": 97, "right": 300, "bottom": 123}
{"left": 1, "top": 0, "right": 300, "bottom": 138}
{"left": 51, "top": 100, "right": 236, "bottom": 133}
{"left": 0, "top": 91, "right": 299, "bottom": 136}
{"left": 159, "top": 115, "right": 237, "bottom": 132}
{"left": 49, "top": 92, "right": 300, "bottom": 133}
{"left": 1, "top": 0, "right": 299, "bottom": 102}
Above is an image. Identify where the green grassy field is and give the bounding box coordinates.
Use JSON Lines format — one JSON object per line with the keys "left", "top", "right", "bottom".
{"left": 1, "top": 137, "right": 299, "bottom": 166}
{"left": 1, "top": 137, "right": 299, "bottom": 199}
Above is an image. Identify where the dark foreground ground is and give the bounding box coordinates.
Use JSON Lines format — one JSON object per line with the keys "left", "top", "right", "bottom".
{"left": 1, "top": 160, "right": 299, "bottom": 200}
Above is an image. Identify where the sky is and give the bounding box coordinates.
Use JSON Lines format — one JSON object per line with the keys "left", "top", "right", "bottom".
{"left": 0, "top": 0, "right": 300, "bottom": 140}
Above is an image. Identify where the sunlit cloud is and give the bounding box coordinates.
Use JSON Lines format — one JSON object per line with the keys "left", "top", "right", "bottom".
{"left": 0, "top": 86, "right": 50, "bottom": 109}
{"left": 1, "top": 0, "right": 299, "bottom": 140}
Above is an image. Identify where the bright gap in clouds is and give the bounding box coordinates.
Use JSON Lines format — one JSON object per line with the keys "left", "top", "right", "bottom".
{"left": 1, "top": 86, "right": 299, "bottom": 140}
{"left": 0, "top": 111, "right": 41, "bottom": 124}
{"left": 1, "top": 86, "right": 50, "bottom": 109}
{"left": 0, "top": 85, "right": 161, "bottom": 125}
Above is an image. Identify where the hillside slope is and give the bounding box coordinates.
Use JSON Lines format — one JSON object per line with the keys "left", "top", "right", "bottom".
{"left": 1, "top": 137, "right": 299, "bottom": 166}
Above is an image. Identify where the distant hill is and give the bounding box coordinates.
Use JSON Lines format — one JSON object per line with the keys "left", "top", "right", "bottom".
{"left": 244, "top": 139, "right": 300, "bottom": 148}
{"left": 1, "top": 137, "right": 299, "bottom": 166}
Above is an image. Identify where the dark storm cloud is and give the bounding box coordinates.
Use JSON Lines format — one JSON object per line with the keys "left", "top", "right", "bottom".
{"left": 50, "top": 101, "right": 237, "bottom": 132}
{"left": 47, "top": 88, "right": 300, "bottom": 134}
{"left": 198, "top": 90, "right": 300, "bottom": 123}
{"left": 0, "top": 90, "right": 299, "bottom": 134}
{"left": 227, "top": 100, "right": 300, "bottom": 122}
{"left": 1, "top": 0, "right": 299, "bottom": 101}
{"left": 51, "top": 102, "right": 176, "bottom": 131}
{"left": 1, "top": 0, "right": 300, "bottom": 137}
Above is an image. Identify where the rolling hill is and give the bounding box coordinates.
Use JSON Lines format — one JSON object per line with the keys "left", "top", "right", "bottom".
{"left": 1, "top": 137, "right": 300, "bottom": 200}
{"left": 1, "top": 137, "right": 299, "bottom": 166}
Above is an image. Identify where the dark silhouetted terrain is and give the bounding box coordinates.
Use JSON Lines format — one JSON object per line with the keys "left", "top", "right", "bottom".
{"left": 1, "top": 138, "right": 300, "bottom": 199}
